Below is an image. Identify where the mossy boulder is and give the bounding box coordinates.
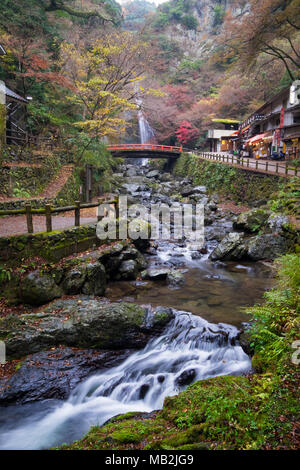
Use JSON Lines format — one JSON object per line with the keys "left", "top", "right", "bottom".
{"left": 20, "top": 271, "right": 63, "bottom": 306}
{"left": 233, "top": 209, "right": 271, "bottom": 233}
{"left": 246, "top": 234, "right": 291, "bottom": 260}
{"left": 210, "top": 232, "right": 246, "bottom": 261}
{"left": 0, "top": 300, "right": 174, "bottom": 359}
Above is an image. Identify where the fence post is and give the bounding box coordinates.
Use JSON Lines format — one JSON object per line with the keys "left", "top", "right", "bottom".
{"left": 25, "top": 204, "right": 33, "bottom": 234}
{"left": 45, "top": 204, "right": 52, "bottom": 232}
{"left": 285, "top": 164, "right": 288, "bottom": 176}
{"left": 247, "top": 159, "right": 249, "bottom": 168}
{"left": 266, "top": 161, "right": 268, "bottom": 172}
{"left": 256, "top": 160, "right": 258, "bottom": 170}
{"left": 97, "top": 198, "right": 103, "bottom": 221}
{"left": 75, "top": 200, "right": 80, "bottom": 227}
{"left": 276, "top": 163, "right": 279, "bottom": 174}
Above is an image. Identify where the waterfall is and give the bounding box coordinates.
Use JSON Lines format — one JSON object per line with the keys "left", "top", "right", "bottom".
{"left": 0, "top": 310, "right": 251, "bottom": 450}
{"left": 137, "top": 99, "right": 155, "bottom": 166}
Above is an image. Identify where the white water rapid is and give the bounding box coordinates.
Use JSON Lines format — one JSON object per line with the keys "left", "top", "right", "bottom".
{"left": 0, "top": 310, "right": 250, "bottom": 450}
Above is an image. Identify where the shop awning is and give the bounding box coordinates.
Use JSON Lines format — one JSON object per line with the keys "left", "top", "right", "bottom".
{"left": 247, "top": 133, "right": 267, "bottom": 144}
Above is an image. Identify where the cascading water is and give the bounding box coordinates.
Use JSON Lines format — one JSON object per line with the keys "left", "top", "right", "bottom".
{"left": 0, "top": 310, "right": 250, "bottom": 450}
{"left": 137, "top": 98, "right": 155, "bottom": 166}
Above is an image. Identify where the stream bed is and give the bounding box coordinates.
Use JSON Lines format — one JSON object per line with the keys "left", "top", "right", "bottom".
{"left": 0, "top": 163, "right": 274, "bottom": 450}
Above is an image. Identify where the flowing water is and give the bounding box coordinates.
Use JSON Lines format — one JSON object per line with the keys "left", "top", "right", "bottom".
{"left": 0, "top": 163, "right": 274, "bottom": 449}
{"left": 0, "top": 311, "right": 250, "bottom": 450}
{"left": 137, "top": 102, "right": 155, "bottom": 165}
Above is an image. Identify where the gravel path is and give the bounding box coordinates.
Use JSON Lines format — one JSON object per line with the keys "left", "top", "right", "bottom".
{"left": 0, "top": 215, "right": 96, "bottom": 237}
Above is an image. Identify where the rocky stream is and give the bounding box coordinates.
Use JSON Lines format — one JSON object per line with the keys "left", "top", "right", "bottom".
{"left": 1, "top": 161, "right": 294, "bottom": 450}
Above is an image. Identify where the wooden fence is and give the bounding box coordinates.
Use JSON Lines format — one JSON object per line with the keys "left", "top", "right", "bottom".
{"left": 0, "top": 198, "right": 117, "bottom": 234}
{"left": 187, "top": 151, "right": 300, "bottom": 178}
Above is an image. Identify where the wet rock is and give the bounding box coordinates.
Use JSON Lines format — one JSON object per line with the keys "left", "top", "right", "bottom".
{"left": 0, "top": 301, "right": 174, "bottom": 359}
{"left": 146, "top": 170, "right": 160, "bottom": 179}
{"left": 139, "top": 384, "right": 150, "bottom": 399}
{"left": 246, "top": 234, "right": 291, "bottom": 261}
{"left": 120, "top": 183, "right": 141, "bottom": 194}
{"left": 145, "top": 267, "right": 171, "bottom": 280}
{"left": 210, "top": 232, "right": 246, "bottom": 261}
{"left": 0, "top": 348, "right": 133, "bottom": 405}
{"left": 119, "top": 260, "right": 138, "bottom": 280}
{"left": 20, "top": 271, "right": 63, "bottom": 306}
{"left": 61, "top": 266, "right": 86, "bottom": 295}
{"left": 175, "top": 369, "right": 196, "bottom": 387}
{"left": 82, "top": 262, "right": 106, "bottom": 296}
{"left": 125, "top": 168, "right": 137, "bottom": 177}
{"left": 167, "top": 270, "right": 185, "bottom": 288}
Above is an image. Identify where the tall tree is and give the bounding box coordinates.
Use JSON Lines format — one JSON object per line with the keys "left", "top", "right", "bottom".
{"left": 60, "top": 32, "right": 152, "bottom": 139}
{"left": 220, "top": 0, "right": 300, "bottom": 80}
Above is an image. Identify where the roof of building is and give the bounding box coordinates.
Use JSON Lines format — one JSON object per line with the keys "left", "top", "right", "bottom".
{"left": 5, "top": 86, "right": 28, "bottom": 103}
{"left": 212, "top": 118, "right": 240, "bottom": 124}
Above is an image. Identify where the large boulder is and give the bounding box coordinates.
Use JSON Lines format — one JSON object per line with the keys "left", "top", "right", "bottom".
{"left": 146, "top": 170, "right": 160, "bottom": 179}
{"left": 20, "top": 271, "right": 63, "bottom": 306}
{"left": 246, "top": 234, "right": 291, "bottom": 260}
{"left": 0, "top": 300, "right": 174, "bottom": 359}
{"left": 266, "top": 214, "right": 290, "bottom": 234}
{"left": 61, "top": 266, "right": 87, "bottom": 294}
{"left": 233, "top": 209, "right": 270, "bottom": 233}
{"left": 82, "top": 262, "right": 106, "bottom": 296}
{"left": 167, "top": 270, "right": 185, "bottom": 288}
{"left": 0, "top": 347, "right": 132, "bottom": 405}
{"left": 210, "top": 232, "right": 246, "bottom": 261}
{"left": 119, "top": 259, "right": 139, "bottom": 280}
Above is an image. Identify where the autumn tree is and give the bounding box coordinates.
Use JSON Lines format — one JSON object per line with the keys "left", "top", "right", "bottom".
{"left": 220, "top": 0, "right": 300, "bottom": 81}
{"left": 176, "top": 120, "right": 199, "bottom": 146}
{"left": 60, "top": 32, "right": 154, "bottom": 140}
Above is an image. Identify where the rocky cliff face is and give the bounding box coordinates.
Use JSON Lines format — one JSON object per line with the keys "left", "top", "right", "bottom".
{"left": 155, "top": 0, "right": 248, "bottom": 61}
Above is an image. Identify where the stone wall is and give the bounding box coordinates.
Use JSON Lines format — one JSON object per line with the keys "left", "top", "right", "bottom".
{"left": 174, "top": 153, "right": 283, "bottom": 204}
{"left": 0, "top": 223, "right": 102, "bottom": 264}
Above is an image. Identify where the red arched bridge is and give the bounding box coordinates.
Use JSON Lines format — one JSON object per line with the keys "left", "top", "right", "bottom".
{"left": 107, "top": 144, "right": 183, "bottom": 158}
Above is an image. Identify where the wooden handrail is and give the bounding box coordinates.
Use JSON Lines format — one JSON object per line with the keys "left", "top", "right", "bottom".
{"left": 187, "top": 150, "right": 299, "bottom": 178}
{"left": 0, "top": 198, "right": 117, "bottom": 234}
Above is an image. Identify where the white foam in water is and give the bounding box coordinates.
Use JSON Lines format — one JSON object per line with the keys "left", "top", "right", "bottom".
{"left": 0, "top": 310, "right": 251, "bottom": 450}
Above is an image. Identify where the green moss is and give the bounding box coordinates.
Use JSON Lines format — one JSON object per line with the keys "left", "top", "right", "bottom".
{"left": 110, "top": 430, "right": 142, "bottom": 444}
{"left": 174, "top": 153, "right": 282, "bottom": 204}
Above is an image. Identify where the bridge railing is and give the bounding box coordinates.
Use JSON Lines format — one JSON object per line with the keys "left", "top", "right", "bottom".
{"left": 107, "top": 144, "right": 183, "bottom": 152}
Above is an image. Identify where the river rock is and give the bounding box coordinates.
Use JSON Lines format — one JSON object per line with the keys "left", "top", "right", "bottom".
{"left": 82, "top": 262, "right": 106, "bottom": 296}
{"left": 210, "top": 232, "right": 246, "bottom": 261}
{"left": 119, "top": 260, "right": 138, "bottom": 280}
{"left": 145, "top": 267, "right": 171, "bottom": 280}
{"left": 175, "top": 369, "right": 196, "bottom": 386}
{"left": 0, "top": 347, "right": 133, "bottom": 405}
{"left": 167, "top": 270, "right": 185, "bottom": 288}
{"left": 0, "top": 301, "right": 174, "bottom": 359}
{"left": 246, "top": 234, "right": 291, "bottom": 260}
{"left": 20, "top": 271, "right": 63, "bottom": 306}
{"left": 146, "top": 170, "right": 160, "bottom": 179}
{"left": 61, "top": 266, "right": 87, "bottom": 294}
